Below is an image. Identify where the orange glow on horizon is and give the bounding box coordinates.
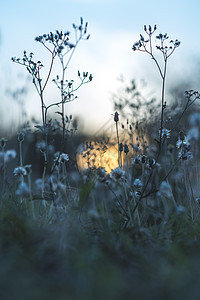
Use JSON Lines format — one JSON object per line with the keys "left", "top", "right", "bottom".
{"left": 77, "top": 143, "right": 119, "bottom": 173}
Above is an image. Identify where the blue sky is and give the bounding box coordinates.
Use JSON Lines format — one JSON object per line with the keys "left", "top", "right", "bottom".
{"left": 1, "top": 0, "right": 200, "bottom": 133}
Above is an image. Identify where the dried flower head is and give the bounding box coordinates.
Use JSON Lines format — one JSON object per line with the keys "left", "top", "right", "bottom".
{"left": 59, "top": 153, "right": 69, "bottom": 163}
{"left": 24, "top": 164, "right": 32, "bottom": 174}
{"left": 54, "top": 152, "right": 69, "bottom": 163}
{"left": 16, "top": 182, "right": 30, "bottom": 197}
{"left": 13, "top": 166, "right": 27, "bottom": 177}
{"left": 5, "top": 150, "right": 16, "bottom": 162}
{"left": 110, "top": 167, "right": 125, "bottom": 180}
{"left": 159, "top": 128, "right": 170, "bottom": 139}
{"left": 133, "top": 178, "right": 142, "bottom": 188}
{"left": 124, "top": 144, "right": 129, "bottom": 154}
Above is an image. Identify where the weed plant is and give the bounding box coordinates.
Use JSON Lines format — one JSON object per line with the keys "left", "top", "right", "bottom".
{"left": 1, "top": 22, "right": 200, "bottom": 299}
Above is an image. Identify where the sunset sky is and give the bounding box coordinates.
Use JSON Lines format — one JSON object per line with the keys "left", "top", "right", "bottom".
{"left": 1, "top": 0, "right": 200, "bottom": 134}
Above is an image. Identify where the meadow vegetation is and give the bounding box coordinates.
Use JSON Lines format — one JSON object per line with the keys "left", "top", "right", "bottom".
{"left": 1, "top": 20, "right": 200, "bottom": 299}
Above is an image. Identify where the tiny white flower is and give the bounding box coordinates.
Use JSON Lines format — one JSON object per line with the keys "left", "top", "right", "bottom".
{"left": 176, "top": 137, "right": 190, "bottom": 149}
{"left": 24, "top": 165, "right": 32, "bottom": 174}
{"left": 16, "top": 182, "right": 30, "bottom": 197}
{"left": 13, "top": 166, "right": 27, "bottom": 177}
{"left": 54, "top": 152, "right": 69, "bottom": 163}
{"left": 159, "top": 181, "right": 171, "bottom": 198}
{"left": 133, "top": 178, "right": 142, "bottom": 188}
{"left": 195, "top": 198, "right": 200, "bottom": 204}
{"left": 48, "top": 144, "right": 55, "bottom": 154}
{"left": 35, "top": 178, "right": 43, "bottom": 192}
{"left": 5, "top": 150, "right": 16, "bottom": 162}
{"left": 59, "top": 153, "right": 69, "bottom": 163}
{"left": 178, "top": 149, "right": 193, "bottom": 160}
{"left": 36, "top": 141, "right": 46, "bottom": 152}
{"left": 35, "top": 178, "right": 43, "bottom": 186}
{"left": 159, "top": 128, "right": 170, "bottom": 139}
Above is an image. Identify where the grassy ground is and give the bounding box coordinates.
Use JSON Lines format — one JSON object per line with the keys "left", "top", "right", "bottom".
{"left": 1, "top": 187, "right": 200, "bottom": 300}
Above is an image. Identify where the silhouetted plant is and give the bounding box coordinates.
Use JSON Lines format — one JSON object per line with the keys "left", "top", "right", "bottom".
{"left": 132, "top": 25, "right": 180, "bottom": 146}
{"left": 12, "top": 18, "right": 92, "bottom": 163}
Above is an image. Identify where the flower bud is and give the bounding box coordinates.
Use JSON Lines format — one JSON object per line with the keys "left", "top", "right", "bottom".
{"left": 114, "top": 112, "right": 119, "bottom": 123}
{"left": 124, "top": 144, "right": 129, "bottom": 154}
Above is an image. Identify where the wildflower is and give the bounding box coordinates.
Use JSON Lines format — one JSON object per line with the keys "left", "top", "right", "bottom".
{"left": 159, "top": 181, "right": 171, "bottom": 198}
{"left": 55, "top": 152, "right": 69, "bottom": 163}
{"left": 36, "top": 141, "right": 46, "bottom": 153}
{"left": 176, "top": 136, "right": 192, "bottom": 160}
{"left": 195, "top": 198, "right": 200, "bottom": 204}
{"left": 5, "top": 150, "right": 16, "bottom": 162}
{"left": 133, "top": 178, "right": 142, "bottom": 188}
{"left": 135, "top": 191, "right": 141, "bottom": 197}
{"left": 176, "top": 136, "right": 190, "bottom": 149}
{"left": 13, "top": 166, "right": 27, "bottom": 177}
{"left": 110, "top": 167, "right": 125, "bottom": 180}
{"left": 16, "top": 182, "right": 30, "bottom": 197}
{"left": 48, "top": 144, "right": 55, "bottom": 154}
{"left": 35, "top": 178, "right": 43, "bottom": 191}
{"left": 24, "top": 164, "right": 32, "bottom": 174}
{"left": 148, "top": 158, "right": 156, "bottom": 168}
{"left": 60, "top": 153, "right": 69, "bottom": 162}
{"left": 159, "top": 128, "right": 170, "bottom": 139}
{"left": 124, "top": 144, "right": 129, "bottom": 154}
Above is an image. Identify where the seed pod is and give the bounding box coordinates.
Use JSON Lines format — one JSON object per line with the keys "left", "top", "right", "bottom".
{"left": 114, "top": 112, "right": 119, "bottom": 123}
{"left": 141, "top": 155, "right": 146, "bottom": 164}
{"left": 119, "top": 143, "right": 123, "bottom": 152}
{"left": 124, "top": 144, "right": 129, "bottom": 154}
